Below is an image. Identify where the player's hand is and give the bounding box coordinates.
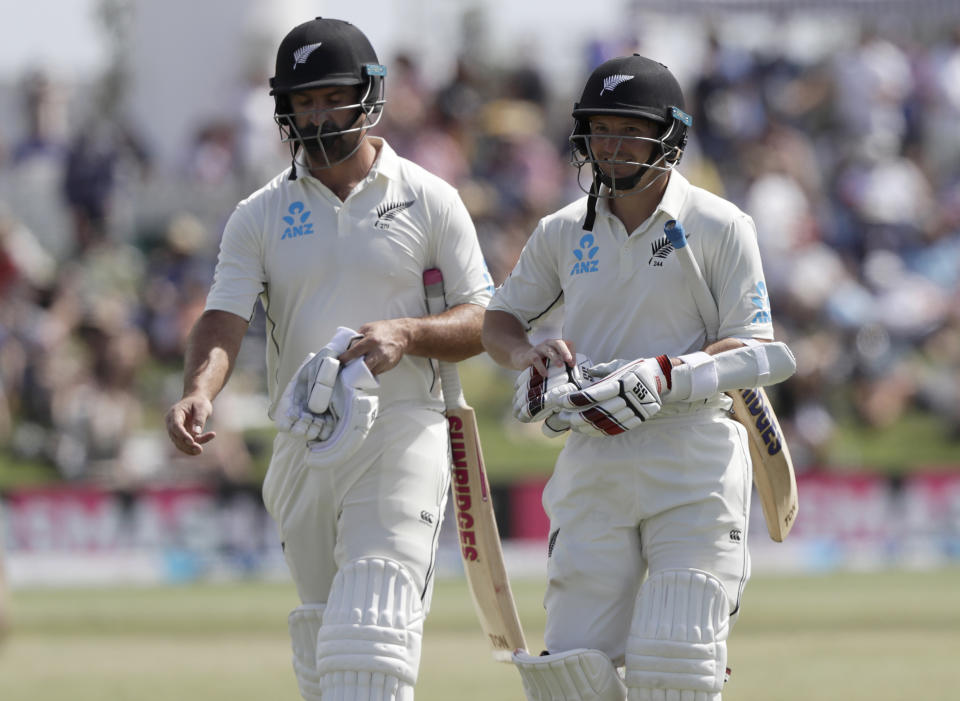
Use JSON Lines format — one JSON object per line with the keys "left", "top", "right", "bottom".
{"left": 513, "top": 353, "right": 591, "bottom": 422}
{"left": 556, "top": 356, "right": 672, "bottom": 436}
{"left": 510, "top": 339, "right": 577, "bottom": 378}
{"left": 338, "top": 319, "right": 412, "bottom": 376}
{"left": 165, "top": 395, "right": 216, "bottom": 455}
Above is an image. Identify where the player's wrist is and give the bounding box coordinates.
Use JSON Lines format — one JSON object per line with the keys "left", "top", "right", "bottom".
{"left": 508, "top": 345, "right": 536, "bottom": 371}
{"left": 180, "top": 388, "right": 214, "bottom": 406}
{"left": 392, "top": 317, "right": 415, "bottom": 355}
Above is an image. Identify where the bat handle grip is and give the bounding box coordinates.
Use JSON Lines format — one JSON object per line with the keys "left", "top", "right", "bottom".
{"left": 423, "top": 268, "right": 467, "bottom": 408}
{"left": 664, "top": 219, "right": 687, "bottom": 248}
{"left": 436, "top": 359, "right": 466, "bottom": 407}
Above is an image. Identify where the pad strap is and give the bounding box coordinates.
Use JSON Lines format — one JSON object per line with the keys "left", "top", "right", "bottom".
{"left": 733, "top": 337, "right": 769, "bottom": 384}
{"left": 674, "top": 351, "right": 717, "bottom": 401}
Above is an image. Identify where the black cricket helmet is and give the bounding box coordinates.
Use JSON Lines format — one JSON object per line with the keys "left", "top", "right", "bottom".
{"left": 270, "top": 17, "right": 386, "bottom": 172}
{"left": 570, "top": 54, "right": 692, "bottom": 228}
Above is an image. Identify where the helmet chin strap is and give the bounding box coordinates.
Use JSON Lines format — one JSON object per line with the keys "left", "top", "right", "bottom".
{"left": 582, "top": 152, "right": 657, "bottom": 232}
{"left": 583, "top": 171, "right": 601, "bottom": 232}
{"left": 598, "top": 165, "right": 648, "bottom": 193}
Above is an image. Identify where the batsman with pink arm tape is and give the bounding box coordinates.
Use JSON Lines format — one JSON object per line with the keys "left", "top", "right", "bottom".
{"left": 164, "top": 17, "right": 493, "bottom": 701}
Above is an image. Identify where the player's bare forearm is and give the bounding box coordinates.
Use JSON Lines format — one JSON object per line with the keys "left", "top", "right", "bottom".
{"left": 181, "top": 310, "right": 249, "bottom": 399}
{"left": 409, "top": 302, "right": 485, "bottom": 361}
{"left": 482, "top": 309, "right": 576, "bottom": 376}
{"left": 165, "top": 310, "right": 248, "bottom": 455}
{"left": 339, "top": 303, "right": 484, "bottom": 375}
{"left": 482, "top": 309, "right": 534, "bottom": 371}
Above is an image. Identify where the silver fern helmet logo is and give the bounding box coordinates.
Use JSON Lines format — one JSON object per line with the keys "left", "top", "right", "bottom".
{"left": 292, "top": 42, "right": 323, "bottom": 69}
{"left": 600, "top": 74, "right": 634, "bottom": 95}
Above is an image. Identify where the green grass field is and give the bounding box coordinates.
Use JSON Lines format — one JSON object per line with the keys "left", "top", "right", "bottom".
{"left": 1, "top": 568, "right": 958, "bottom": 700}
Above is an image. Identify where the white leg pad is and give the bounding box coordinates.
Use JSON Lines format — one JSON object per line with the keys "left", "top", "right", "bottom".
{"left": 626, "top": 570, "right": 729, "bottom": 701}
{"left": 289, "top": 603, "right": 326, "bottom": 701}
{"left": 513, "top": 648, "right": 627, "bottom": 701}
{"left": 316, "top": 558, "right": 423, "bottom": 701}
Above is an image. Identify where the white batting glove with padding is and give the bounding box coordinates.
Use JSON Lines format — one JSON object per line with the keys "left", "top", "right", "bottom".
{"left": 556, "top": 356, "right": 673, "bottom": 436}
{"left": 513, "top": 354, "right": 592, "bottom": 423}
{"left": 275, "top": 327, "right": 363, "bottom": 440}
{"left": 541, "top": 412, "right": 573, "bottom": 439}
{"left": 305, "top": 357, "right": 379, "bottom": 468}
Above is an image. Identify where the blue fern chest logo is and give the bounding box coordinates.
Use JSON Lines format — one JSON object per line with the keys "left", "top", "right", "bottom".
{"left": 750, "top": 281, "right": 771, "bottom": 324}
{"left": 570, "top": 234, "right": 600, "bottom": 275}
{"left": 281, "top": 201, "right": 313, "bottom": 240}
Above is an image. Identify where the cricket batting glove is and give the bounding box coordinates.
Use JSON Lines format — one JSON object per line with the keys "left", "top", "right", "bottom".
{"left": 557, "top": 356, "right": 672, "bottom": 437}
{"left": 541, "top": 412, "right": 574, "bottom": 439}
{"left": 513, "top": 354, "right": 592, "bottom": 423}
{"left": 275, "top": 327, "right": 363, "bottom": 440}
{"left": 305, "top": 357, "right": 379, "bottom": 469}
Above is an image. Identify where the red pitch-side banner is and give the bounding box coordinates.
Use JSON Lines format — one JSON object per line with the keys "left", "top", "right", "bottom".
{"left": 3, "top": 472, "right": 959, "bottom": 553}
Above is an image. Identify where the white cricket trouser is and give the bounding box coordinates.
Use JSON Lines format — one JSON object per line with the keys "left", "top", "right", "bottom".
{"left": 262, "top": 407, "right": 450, "bottom": 608}
{"left": 542, "top": 408, "right": 752, "bottom": 665}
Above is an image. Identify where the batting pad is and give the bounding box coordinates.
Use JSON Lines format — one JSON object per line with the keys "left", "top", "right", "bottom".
{"left": 315, "top": 558, "right": 423, "bottom": 701}
{"left": 289, "top": 603, "right": 326, "bottom": 701}
{"left": 626, "top": 569, "right": 730, "bottom": 701}
{"left": 513, "top": 648, "right": 627, "bottom": 701}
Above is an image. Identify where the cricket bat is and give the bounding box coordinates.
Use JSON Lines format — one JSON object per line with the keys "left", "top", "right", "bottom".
{"left": 423, "top": 268, "right": 528, "bottom": 661}
{"left": 664, "top": 220, "right": 798, "bottom": 542}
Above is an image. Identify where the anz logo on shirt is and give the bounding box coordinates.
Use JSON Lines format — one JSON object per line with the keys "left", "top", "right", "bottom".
{"left": 570, "top": 234, "right": 600, "bottom": 276}
{"left": 482, "top": 265, "right": 495, "bottom": 295}
{"left": 750, "top": 281, "right": 771, "bottom": 324}
{"left": 281, "top": 201, "right": 313, "bottom": 240}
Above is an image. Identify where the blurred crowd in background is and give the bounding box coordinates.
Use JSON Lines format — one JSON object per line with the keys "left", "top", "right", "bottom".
{"left": 0, "top": 10, "right": 958, "bottom": 487}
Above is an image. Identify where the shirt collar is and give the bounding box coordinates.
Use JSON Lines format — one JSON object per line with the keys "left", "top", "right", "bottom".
{"left": 366, "top": 137, "right": 403, "bottom": 181}
{"left": 657, "top": 168, "right": 688, "bottom": 221}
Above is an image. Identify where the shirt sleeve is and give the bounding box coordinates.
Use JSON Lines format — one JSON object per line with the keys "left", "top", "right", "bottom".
{"left": 204, "top": 202, "right": 266, "bottom": 321}
{"left": 487, "top": 218, "right": 564, "bottom": 329}
{"left": 434, "top": 192, "right": 494, "bottom": 308}
{"left": 706, "top": 212, "right": 775, "bottom": 340}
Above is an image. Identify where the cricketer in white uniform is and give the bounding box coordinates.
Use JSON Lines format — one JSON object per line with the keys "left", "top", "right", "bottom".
{"left": 165, "top": 18, "right": 491, "bottom": 701}
{"left": 483, "top": 55, "right": 774, "bottom": 701}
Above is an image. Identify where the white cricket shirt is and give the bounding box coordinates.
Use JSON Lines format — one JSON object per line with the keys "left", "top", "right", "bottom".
{"left": 205, "top": 137, "right": 493, "bottom": 415}
{"left": 490, "top": 169, "right": 773, "bottom": 378}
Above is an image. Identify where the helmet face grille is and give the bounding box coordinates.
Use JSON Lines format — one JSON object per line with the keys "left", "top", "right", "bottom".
{"left": 274, "top": 79, "right": 385, "bottom": 170}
